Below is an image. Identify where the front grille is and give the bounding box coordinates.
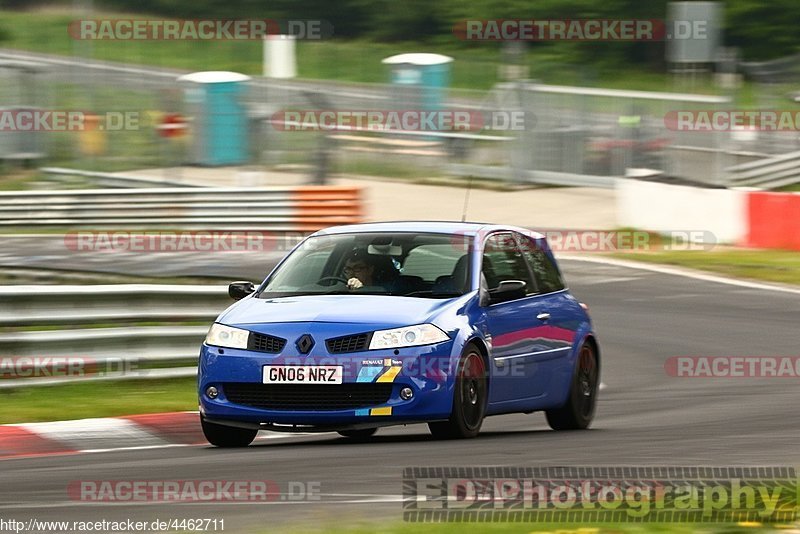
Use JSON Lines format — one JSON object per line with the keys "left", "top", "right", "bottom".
{"left": 248, "top": 333, "right": 286, "bottom": 353}
{"left": 326, "top": 333, "right": 371, "bottom": 353}
{"left": 223, "top": 382, "right": 392, "bottom": 410}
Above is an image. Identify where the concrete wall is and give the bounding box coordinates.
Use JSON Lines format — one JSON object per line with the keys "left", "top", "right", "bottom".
{"left": 616, "top": 179, "right": 747, "bottom": 244}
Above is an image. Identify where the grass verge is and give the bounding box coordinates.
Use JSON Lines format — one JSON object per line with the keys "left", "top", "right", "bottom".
{"left": 0, "top": 376, "right": 197, "bottom": 424}
{"left": 0, "top": 169, "right": 49, "bottom": 190}
{"left": 608, "top": 249, "right": 800, "bottom": 286}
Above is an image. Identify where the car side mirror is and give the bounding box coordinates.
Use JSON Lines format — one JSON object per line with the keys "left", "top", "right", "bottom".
{"left": 488, "top": 280, "right": 527, "bottom": 304}
{"left": 228, "top": 281, "right": 255, "bottom": 300}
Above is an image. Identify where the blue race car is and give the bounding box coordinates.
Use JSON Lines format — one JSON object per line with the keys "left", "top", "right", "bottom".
{"left": 198, "top": 222, "right": 599, "bottom": 446}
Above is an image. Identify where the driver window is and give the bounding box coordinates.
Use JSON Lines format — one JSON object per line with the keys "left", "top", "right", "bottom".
{"left": 482, "top": 233, "right": 536, "bottom": 295}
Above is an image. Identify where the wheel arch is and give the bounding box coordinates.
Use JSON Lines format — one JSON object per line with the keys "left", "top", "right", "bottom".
{"left": 582, "top": 334, "right": 600, "bottom": 374}
{"left": 464, "top": 335, "right": 489, "bottom": 364}
{"left": 463, "top": 335, "right": 491, "bottom": 388}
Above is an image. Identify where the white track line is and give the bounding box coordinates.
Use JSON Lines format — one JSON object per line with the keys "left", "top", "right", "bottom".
{"left": 559, "top": 254, "right": 800, "bottom": 296}
{"left": 0, "top": 431, "right": 331, "bottom": 462}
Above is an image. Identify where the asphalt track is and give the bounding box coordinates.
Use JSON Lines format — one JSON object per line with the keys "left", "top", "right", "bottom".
{"left": 2, "top": 259, "right": 800, "bottom": 532}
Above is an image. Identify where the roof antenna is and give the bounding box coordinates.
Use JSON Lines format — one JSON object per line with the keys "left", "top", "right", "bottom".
{"left": 461, "top": 173, "right": 474, "bottom": 222}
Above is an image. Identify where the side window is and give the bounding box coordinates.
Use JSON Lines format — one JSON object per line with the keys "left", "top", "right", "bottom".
{"left": 482, "top": 233, "right": 536, "bottom": 295}
{"left": 518, "top": 235, "right": 565, "bottom": 293}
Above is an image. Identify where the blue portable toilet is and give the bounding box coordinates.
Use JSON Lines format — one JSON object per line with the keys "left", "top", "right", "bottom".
{"left": 382, "top": 53, "right": 453, "bottom": 112}
{"left": 178, "top": 71, "right": 251, "bottom": 166}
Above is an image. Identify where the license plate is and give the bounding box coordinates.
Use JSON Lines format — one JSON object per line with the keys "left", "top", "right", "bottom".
{"left": 262, "top": 365, "right": 343, "bottom": 384}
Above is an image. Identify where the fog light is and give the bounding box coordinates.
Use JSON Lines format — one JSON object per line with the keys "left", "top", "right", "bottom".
{"left": 206, "top": 386, "right": 219, "bottom": 399}
{"left": 400, "top": 387, "right": 413, "bottom": 400}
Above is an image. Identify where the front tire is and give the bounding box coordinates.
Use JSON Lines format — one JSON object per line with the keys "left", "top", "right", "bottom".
{"left": 429, "top": 345, "right": 487, "bottom": 439}
{"left": 545, "top": 342, "right": 598, "bottom": 430}
{"left": 201, "top": 417, "right": 258, "bottom": 447}
{"left": 337, "top": 428, "right": 378, "bottom": 441}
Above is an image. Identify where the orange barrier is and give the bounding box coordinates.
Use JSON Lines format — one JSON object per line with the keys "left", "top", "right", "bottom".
{"left": 292, "top": 186, "right": 364, "bottom": 231}
{"left": 0, "top": 185, "right": 364, "bottom": 232}
{"left": 746, "top": 191, "right": 800, "bottom": 250}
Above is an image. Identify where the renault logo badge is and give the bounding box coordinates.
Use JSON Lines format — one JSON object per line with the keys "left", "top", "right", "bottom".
{"left": 295, "top": 334, "right": 315, "bottom": 354}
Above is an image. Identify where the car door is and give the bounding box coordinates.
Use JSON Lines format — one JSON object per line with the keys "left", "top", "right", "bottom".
{"left": 515, "top": 232, "right": 578, "bottom": 399}
{"left": 481, "top": 232, "right": 557, "bottom": 407}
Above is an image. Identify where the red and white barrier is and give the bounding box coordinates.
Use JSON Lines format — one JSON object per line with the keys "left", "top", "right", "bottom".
{"left": 617, "top": 178, "right": 800, "bottom": 250}
{"left": 745, "top": 191, "right": 800, "bottom": 250}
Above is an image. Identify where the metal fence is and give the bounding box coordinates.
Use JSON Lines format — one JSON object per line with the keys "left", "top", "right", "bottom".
{"left": 508, "top": 83, "right": 732, "bottom": 185}
{"left": 4, "top": 48, "right": 799, "bottom": 188}
{"left": 0, "top": 284, "right": 230, "bottom": 388}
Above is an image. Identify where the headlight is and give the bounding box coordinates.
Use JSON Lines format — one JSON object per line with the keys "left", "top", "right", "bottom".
{"left": 368, "top": 324, "right": 449, "bottom": 350}
{"left": 205, "top": 323, "right": 250, "bottom": 349}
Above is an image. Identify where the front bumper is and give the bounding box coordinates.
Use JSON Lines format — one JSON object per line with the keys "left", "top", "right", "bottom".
{"left": 198, "top": 339, "right": 457, "bottom": 427}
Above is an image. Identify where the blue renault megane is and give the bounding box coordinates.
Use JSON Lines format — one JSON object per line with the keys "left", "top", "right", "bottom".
{"left": 198, "top": 222, "right": 599, "bottom": 446}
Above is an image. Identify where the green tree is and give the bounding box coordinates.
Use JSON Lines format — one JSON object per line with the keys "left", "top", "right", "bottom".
{"left": 724, "top": 0, "right": 800, "bottom": 59}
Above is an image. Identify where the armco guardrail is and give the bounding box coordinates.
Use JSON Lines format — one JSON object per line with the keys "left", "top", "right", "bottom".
{"left": 41, "top": 167, "right": 200, "bottom": 188}
{"left": 0, "top": 185, "right": 363, "bottom": 230}
{"left": 0, "top": 284, "right": 232, "bottom": 387}
{"left": 725, "top": 150, "right": 800, "bottom": 189}
{"left": 0, "top": 284, "right": 228, "bottom": 326}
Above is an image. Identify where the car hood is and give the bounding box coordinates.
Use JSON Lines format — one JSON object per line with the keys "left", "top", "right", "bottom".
{"left": 218, "top": 294, "right": 465, "bottom": 328}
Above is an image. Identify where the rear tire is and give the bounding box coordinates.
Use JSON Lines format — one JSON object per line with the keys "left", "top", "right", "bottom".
{"left": 429, "top": 345, "right": 487, "bottom": 439}
{"left": 337, "top": 428, "right": 378, "bottom": 441}
{"left": 545, "top": 342, "right": 598, "bottom": 430}
{"left": 201, "top": 417, "right": 258, "bottom": 447}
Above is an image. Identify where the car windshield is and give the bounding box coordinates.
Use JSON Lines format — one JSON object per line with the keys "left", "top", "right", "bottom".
{"left": 258, "top": 232, "right": 472, "bottom": 299}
